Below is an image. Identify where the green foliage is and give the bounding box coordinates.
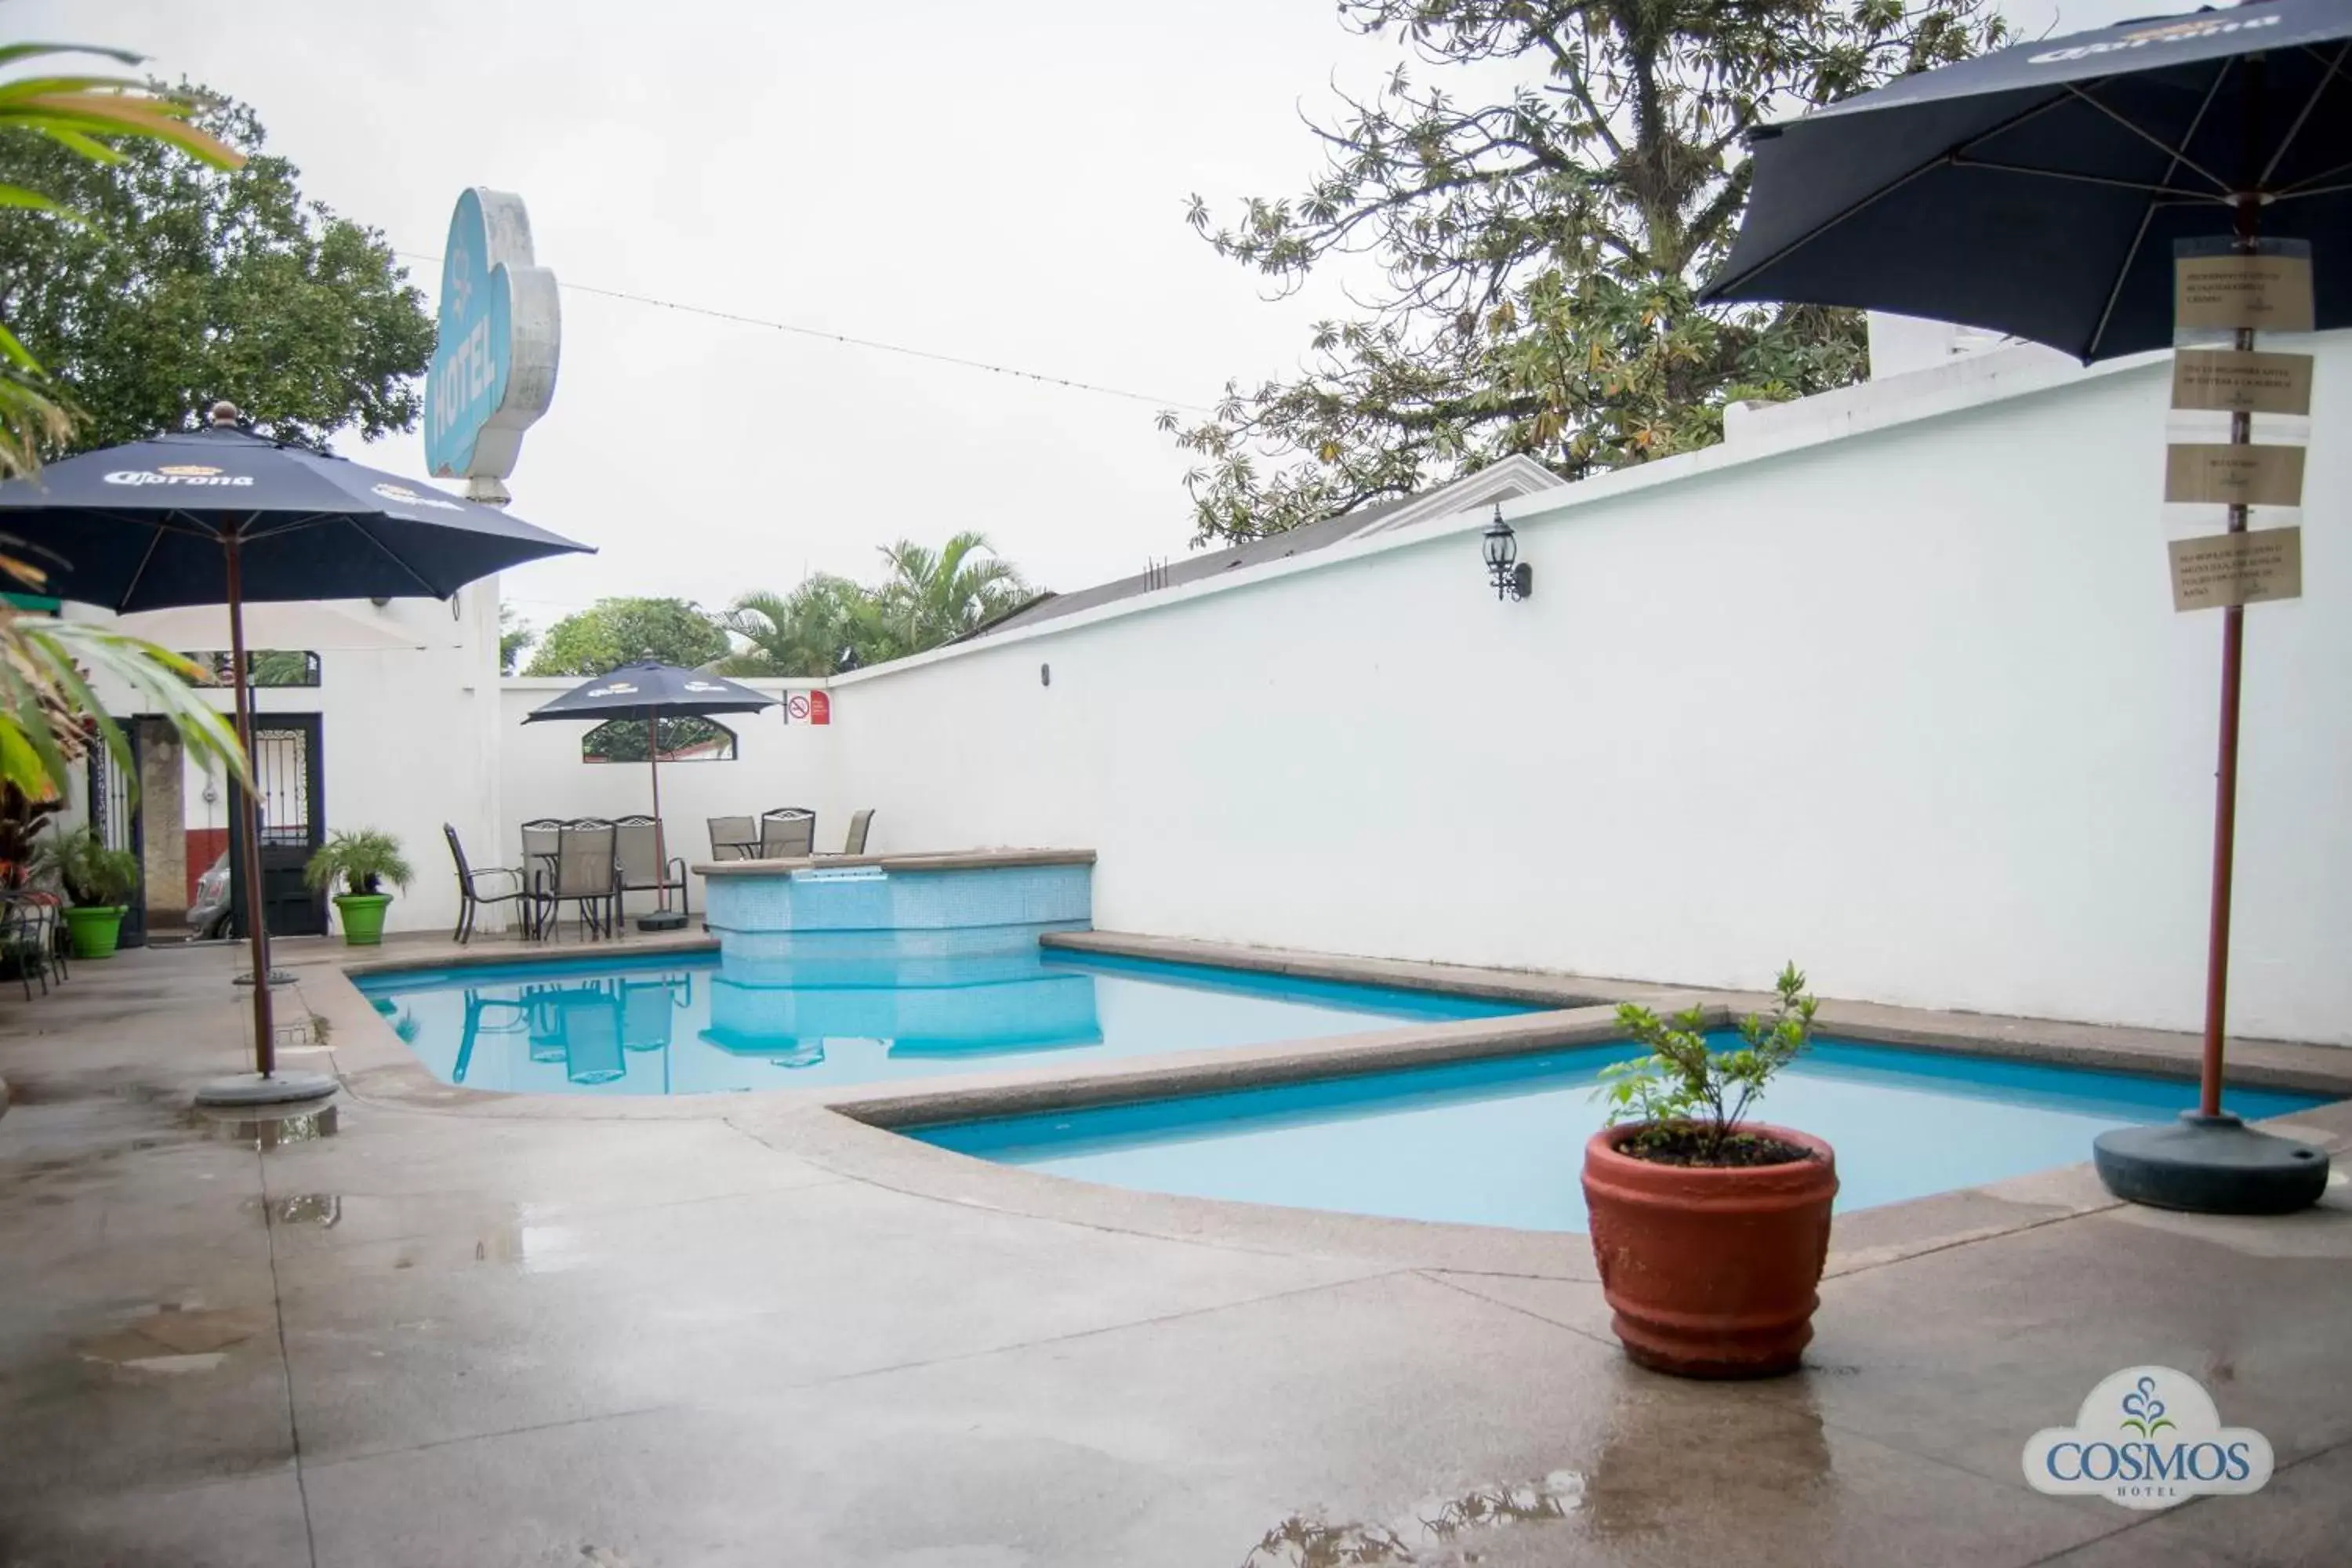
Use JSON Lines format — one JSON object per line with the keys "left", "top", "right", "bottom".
{"left": 32, "top": 823, "right": 140, "bottom": 906}
{"left": 498, "top": 604, "right": 534, "bottom": 676}
{"left": 581, "top": 714, "right": 735, "bottom": 764}
{"left": 1163, "top": 0, "right": 2005, "bottom": 542}
{"left": 719, "top": 534, "right": 1034, "bottom": 676}
{"left": 0, "top": 82, "right": 432, "bottom": 456}
{"left": 1598, "top": 963, "right": 1819, "bottom": 1162}
{"left": 0, "top": 608, "right": 248, "bottom": 802}
{"left": 303, "top": 827, "right": 412, "bottom": 897}
{"left": 522, "top": 597, "right": 729, "bottom": 677}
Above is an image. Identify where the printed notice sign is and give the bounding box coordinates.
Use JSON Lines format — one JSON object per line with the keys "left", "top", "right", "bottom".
{"left": 2171, "top": 350, "right": 2314, "bottom": 415}
{"left": 2164, "top": 444, "right": 2306, "bottom": 508}
{"left": 2168, "top": 529, "right": 2302, "bottom": 612}
{"left": 2175, "top": 255, "right": 2315, "bottom": 333}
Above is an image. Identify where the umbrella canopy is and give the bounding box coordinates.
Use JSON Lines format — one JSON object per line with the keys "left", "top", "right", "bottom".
{"left": 1702, "top": 0, "right": 2350, "bottom": 359}
{"left": 0, "top": 422, "right": 590, "bottom": 608}
{"left": 522, "top": 660, "right": 775, "bottom": 724}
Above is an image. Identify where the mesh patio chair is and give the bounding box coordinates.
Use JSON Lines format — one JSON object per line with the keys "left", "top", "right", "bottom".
{"left": 535, "top": 821, "right": 620, "bottom": 941}
{"left": 445, "top": 823, "right": 535, "bottom": 943}
{"left": 758, "top": 808, "right": 816, "bottom": 859}
{"left": 0, "top": 894, "right": 56, "bottom": 1000}
{"left": 611, "top": 815, "right": 688, "bottom": 922}
{"left": 707, "top": 815, "right": 758, "bottom": 862}
{"left": 826, "top": 808, "right": 874, "bottom": 857}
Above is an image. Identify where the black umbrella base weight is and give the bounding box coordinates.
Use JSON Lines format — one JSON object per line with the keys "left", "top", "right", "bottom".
{"left": 2093, "top": 1112, "right": 2330, "bottom": 1215}
{"left": 637, "top": 911, "right": 691, "bottom": 933}
{"left": 193, "top": 1071, "right": 338, "bottom": 1109}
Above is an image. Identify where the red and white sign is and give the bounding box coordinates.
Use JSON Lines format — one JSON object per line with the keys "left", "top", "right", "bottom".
{"left": 783, "top": 690, "right": 831, "bottom": 725}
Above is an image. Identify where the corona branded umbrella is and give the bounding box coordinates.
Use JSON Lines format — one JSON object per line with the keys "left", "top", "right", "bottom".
{"left": 1702, "top": 0, "right": 2344, "bottom": 1211}
{"left": 0, "top": 406, "right": 593, "bottom": 1101}
{"left": 522, "top": 660, "right": 775, "bottom": 929}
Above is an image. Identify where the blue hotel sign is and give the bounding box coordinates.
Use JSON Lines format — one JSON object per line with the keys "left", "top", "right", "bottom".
{"left": 423, "top": 188, "right": 561, "bottom": 484}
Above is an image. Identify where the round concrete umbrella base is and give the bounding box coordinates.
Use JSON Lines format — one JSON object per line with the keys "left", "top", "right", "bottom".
{"left": 2093, "top": 1112, "right": 2330, "bottom": 1215}
{"left": 193, "top": 1072, "right": 338, "bottom": 1108}
{"left": 637, "top": 911, "right": 690, "bottom": 933}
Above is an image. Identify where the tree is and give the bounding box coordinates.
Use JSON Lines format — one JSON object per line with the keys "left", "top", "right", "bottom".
{"left": 714, "top": 575, "right": 890, "bottom": 677}
{"left": 0, "top": 82, "right": 434, "bottom": 455}
{"left": 0, "top": 44, "right": 248, "bottom": 802}
{"left": 522, "top": 597, "right": 728, "bottom": 677}
{"left": 872, "top": 532, "right": 1030, "bottom": 652}
{"left": 1163, "top": 0, "right": 2004, "bottom": 542}
{"left": 499, "top": 604, "right": 534, "bottom": 676}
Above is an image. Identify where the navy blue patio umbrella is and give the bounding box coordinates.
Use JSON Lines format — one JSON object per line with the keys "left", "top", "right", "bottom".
{"left": 0, "top": 405, "right": 593, "bottom": 1098}
{"left": 1703, "top": 1, "right": 2343, "bottom": 1211}
{"left": 523, "top": 661, "right": 775, "bottom": 931}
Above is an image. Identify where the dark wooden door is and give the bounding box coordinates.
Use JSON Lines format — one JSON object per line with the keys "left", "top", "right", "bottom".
{"left": 229, "top": 714, "right": 326, "bottom": 939}
{"left": 84, "top": 730, "right": 146, "bottom": 947}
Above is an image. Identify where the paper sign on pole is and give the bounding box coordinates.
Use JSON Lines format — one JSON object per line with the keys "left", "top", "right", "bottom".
{"left": 2170, "top": 350, "right": 2314, "bottom": 415}
{"left": 2167, "top": 529, "right": 2302, "bottom": 612}
{"left": 2174, "top": 255, "right": 2315, "bottom": 333}
{"left": 2163, "top": 444, "right": 2306, "bottom": 507}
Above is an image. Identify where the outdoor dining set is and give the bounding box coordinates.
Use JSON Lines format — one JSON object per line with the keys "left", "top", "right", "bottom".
{"left": 444, "top": 806, "right": 875, "bottom": 944}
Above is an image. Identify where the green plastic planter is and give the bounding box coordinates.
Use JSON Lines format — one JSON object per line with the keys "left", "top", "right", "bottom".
{"left": 62, "top": 905, "right": 125, "bottom": 960}
{"left": 334, "top": 893, "right": 394, "bottom": 946}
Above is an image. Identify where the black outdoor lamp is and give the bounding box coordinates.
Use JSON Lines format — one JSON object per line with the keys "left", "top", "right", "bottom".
{"left": 1483, "top": 505, "right": 1531, "bottom": 601}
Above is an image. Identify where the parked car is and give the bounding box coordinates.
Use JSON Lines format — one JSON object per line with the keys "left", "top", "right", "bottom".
{"left": 189, "top": 851, "right": 231, "bottom": 940}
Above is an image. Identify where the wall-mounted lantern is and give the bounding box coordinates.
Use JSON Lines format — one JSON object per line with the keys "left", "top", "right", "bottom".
{"left": 1483, "top": 505, "right": 1533, "bottom": 601}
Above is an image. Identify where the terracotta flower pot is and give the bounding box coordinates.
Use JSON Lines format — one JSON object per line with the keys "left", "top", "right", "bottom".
{"left": 1581, "top": 1122, "right": 1838, "bottom": 1379}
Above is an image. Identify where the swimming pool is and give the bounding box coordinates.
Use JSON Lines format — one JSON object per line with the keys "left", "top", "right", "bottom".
{"left": 350, "top": 938, "right": 1530, "bottom": 1097}
{"left": 914, "top": 1037, "right": 2332, "bottom": 1230}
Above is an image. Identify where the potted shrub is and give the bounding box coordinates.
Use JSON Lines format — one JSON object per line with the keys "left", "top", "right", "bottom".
{"left": 303, "top": 829, "right": 413, "bottom": 947}
{"left": 31, "top": 824, "right": 140, "bottom": 959}
{"left": 1581, "top": 964, "right": 1837, "bottom": 1379}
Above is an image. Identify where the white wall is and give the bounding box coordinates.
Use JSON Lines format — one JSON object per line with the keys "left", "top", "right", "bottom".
{"left": 495, "top": 677, "right": 842, "bottom": 916}
{"left": 819, "top": 338, "right": 2352, "bottom": 1045}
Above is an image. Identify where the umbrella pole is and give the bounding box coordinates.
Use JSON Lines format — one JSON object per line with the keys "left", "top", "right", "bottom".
{"left": 648, "top": 707, "right": 665, "bottom": 908}
{"left": 226, "top": 535, "right": 276, "bottom": 1077}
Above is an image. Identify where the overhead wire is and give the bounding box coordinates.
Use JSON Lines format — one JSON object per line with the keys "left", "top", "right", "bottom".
{"left": 393, "top": 250, "right": 1210, "bottom": 413}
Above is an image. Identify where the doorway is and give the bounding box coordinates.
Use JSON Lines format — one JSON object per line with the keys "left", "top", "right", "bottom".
{"left": 227, "top": 713, "right": 327, "bottom": 939}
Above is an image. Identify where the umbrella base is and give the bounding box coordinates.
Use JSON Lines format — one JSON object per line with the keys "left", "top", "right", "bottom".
{"left": 193, "top": 1071, "right": 339, "bottom": 1109}
{"left": 637, "top": 911, "right": 691, "bottom": 933}
{"left": 234, "top": 970, "right": 297, "bottom": 987}
{"left": 2092, "top": 1112, "right": 2329, "bottom": 1215}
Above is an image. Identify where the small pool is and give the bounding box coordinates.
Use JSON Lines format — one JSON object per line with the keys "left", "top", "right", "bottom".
{"left": 914, "top": 1038, "right": 2333, "bottom": 1230}
{"left": 350, "top": 939, "right": 1528, "bottom": 1097}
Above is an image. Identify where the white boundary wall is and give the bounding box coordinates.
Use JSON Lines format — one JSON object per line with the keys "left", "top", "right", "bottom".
{"left": 820, "top": 339, "right": 2352, "bottom": 1045}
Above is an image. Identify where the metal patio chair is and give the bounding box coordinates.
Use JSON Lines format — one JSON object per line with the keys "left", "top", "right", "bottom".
{"left": 445, "top": 823, "right": 535, "bottom": 943}
{"left": 611, "top": 815, "right": 689, "bottom": 923}
{"left": 757, "top": 808, "right": 816, "bottom": 859}
{"left": 826, "top": 808, "right": 874, "bottom": 857}
{"left": 707, "top": 815, "right": 759, "bottom": 861}
{"left": 534, "top": 821, "right": 621, "bottom": 942}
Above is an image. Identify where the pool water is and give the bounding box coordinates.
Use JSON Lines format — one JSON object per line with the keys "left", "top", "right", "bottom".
{"left": 915, "top": 1038, "right": 2332, "bottom": 1229}
{"left": 351, "top": 943, "right": 1526, "bottom": 1097}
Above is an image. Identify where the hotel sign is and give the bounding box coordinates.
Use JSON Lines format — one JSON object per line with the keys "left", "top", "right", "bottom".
{"left": 424, "top": 188, "right": 561, "bottom": 481}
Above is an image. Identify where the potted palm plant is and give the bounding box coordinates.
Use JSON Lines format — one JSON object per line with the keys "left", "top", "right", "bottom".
{"left": 32, "top": 824, "right": 140, "bottom": 959}
{"left": 303, "top": 829, "right": 412, "bottom": 947}
{"left": 1582, "top": 964, "right": 1837, "bottom": 1379}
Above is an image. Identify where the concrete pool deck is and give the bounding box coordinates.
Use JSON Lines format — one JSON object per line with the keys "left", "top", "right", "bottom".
{"left": 3, "top": 933, "right": 2350, "bottom": 1565}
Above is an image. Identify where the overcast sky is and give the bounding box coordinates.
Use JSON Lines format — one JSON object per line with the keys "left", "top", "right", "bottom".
{"left": 21, "top": 0, "right": 2180, "bottom": 634}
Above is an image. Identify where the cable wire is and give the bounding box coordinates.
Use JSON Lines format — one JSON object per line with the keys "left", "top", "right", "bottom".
{"left": 394, "top": 251, "right": 1209, "bottom": 412}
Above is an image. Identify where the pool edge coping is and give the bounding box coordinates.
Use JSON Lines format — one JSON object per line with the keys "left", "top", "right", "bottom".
{"left": 299, "top": 930, "right": 2352, "bottom": 1286}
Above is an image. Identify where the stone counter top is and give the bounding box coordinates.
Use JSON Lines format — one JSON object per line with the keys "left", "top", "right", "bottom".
{"left": 691, "top": 847, "right": 1097, "bottom": 877}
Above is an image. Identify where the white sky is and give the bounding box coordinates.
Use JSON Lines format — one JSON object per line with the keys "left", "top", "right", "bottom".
{"left": 19, "top": 0, "right": 2181, "bottom": 633}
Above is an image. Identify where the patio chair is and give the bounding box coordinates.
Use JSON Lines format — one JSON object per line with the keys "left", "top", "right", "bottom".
{"left": 534, "top": 821, "right": 621, "bottom": 942}
{"left": 445, "top": 823, "right": 535, "bottom": 943}
{"left": 706, "top": 815, "right": 758, "bottom": 862}
{"left": 822, "top": 808, "right": 874, "bottom": 857}
{"left": 0, "top": 894, "right": 56, "bottom": 1000}
{"left": 757, "top": 808, "right": 816, "bottom": 859}
{"left": 611, "top": 815, "right": 689, "bottom": 922}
